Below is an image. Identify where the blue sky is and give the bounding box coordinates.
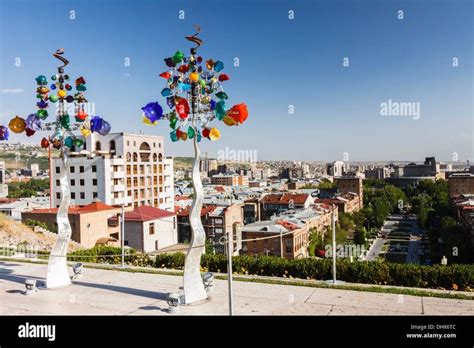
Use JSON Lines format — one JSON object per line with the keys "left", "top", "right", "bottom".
{"left": 0, "top": 0, "right": 472, "bottom": 162}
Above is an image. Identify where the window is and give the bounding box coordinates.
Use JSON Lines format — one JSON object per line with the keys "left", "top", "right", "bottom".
{"left": 71, "top": 192, "right": 76, "bottom": 199}
{"left": 149, "top": 223, "right": 155, "bottom": 235}
{"left": 55, "top": 167, "right": 60, "bottom": 174}
{"left": 92, "top": 179, "right": 97, "bottom": 186}
{"left": 96, "top": 141, "right": 101, "bottom": 151}
{"left": 127, "top": 141, "right": 130, "bottom": 146}
{"left": 56, "top": 180, "right": 60, "bottom": 186}
{"left": 80, "top": 192, "right": 85, "bottom": 199}
{"left": 70, "top": 179, "right": 75, "bottom": 186}
{"left": 285, "top": 239, "right": 292, "bottom": 253}
{"left": 80, "top": 179, "right": 85, "bottom": 186}
{"left": 114, "top": 192, "right": 119, "bottom": 198}
{"left": 70, "top": 166, "right": 75, "bottom": 173}
{"left": 93, "top": 192, "right": 98, "bottom": 199}
{"left": 79, "top": 166, "right": 84, "bottom": 173}
{"left": 110, "top": 140, "right": 116, "bottom": 152}
{"left": 92, "top": 165, "right": 97, "bottom": 172}
{"left": 56, "top": 192, "right": 61, "bottom": 199}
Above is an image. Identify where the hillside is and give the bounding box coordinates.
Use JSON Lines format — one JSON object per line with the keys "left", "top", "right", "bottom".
{"left": 0, "top": 147, "right": 58, "bottom": 172}
{"left": 0, "top": 214, "right": 82, "bottom": 252}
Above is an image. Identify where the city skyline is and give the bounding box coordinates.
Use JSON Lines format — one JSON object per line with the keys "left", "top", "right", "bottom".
{"left": 0, "top": 0, "right": 472, "bottom": 162}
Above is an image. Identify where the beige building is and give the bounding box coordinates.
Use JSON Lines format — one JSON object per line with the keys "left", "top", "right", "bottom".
{"left": 211, "top": 174, "right": 249, "bottom": 187}
{"left": 22, "top": 201, "right": 121, "bottom": 248}
{"left": 335, "top": 176, "right": 363, "bottom": 209}
{"left": 448, "top": 173, "right": 474, "bottom": 197}
{"left": 109, "top": 205, "right": 177, "bottom": 253}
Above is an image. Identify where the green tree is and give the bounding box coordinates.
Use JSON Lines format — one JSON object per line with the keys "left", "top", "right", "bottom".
{"left": 354, "top": 226, "right": 367, "bottom": 246}
{"left": 8, "top": 178, "right": 50, "bottom": 198}
{"left": 318, "top": 179, "right": 336, "bottom": 189}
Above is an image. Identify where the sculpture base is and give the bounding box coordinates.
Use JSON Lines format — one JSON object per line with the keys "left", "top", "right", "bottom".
{"left": 183, "top": 270, "right": 208, "bottom": 304}
{"left": 46, "top": 255, "right": 71, "bottom": 289}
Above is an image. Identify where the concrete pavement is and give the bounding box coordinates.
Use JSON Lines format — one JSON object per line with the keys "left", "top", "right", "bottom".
{"left": 0, "top": 261, "right": 472, "bottom": 315}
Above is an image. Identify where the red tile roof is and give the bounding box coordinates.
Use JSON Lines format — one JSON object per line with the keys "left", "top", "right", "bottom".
{"left": 123, "top": 205, "right": 175, "bottom": 222}
{"left": 261, "top": 193, "right": 309, "bottom": 205}
{"left": 176, "top": 205, "right": 216, "bottom": 217}
{"left": 175, "top": 195, "right": 191, "bottom": 201}
{"left": 29, "top": 201, "right": 118, "bottom": 215}
{"left": 215, "top": 186, "right": 225, "bottom": 192}
{"left": 276, "top": 220, "right": 299, "bottom": 231}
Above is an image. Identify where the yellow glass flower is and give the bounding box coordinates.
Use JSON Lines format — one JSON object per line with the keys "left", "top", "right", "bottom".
{"left": 209, "top": 127, "right": 220, "bottom": 140}
{"left": 80, "top": 127, "right": 91, "bottom": 138}
{"left": 142, "top": 116, "right": 157, "bottom": 126}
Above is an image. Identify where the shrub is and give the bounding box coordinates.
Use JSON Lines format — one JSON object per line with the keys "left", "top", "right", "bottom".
{"left": 68, "top": 246, "right": 153, "bottom": 267}
{"left": 153, "top": 253, "right": 474, "bottom": 290}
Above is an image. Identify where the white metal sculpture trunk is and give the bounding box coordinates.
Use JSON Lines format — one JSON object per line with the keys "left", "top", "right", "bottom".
{"left": 46, "top": 153, "right": 72, "bottom": 288}
{"left": 183, "top": 119, "right": 208, "bottom": 304}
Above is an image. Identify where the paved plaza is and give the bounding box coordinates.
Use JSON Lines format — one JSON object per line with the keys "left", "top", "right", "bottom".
{"left": 0, "top": 261, "right": 472, "bottom": 315}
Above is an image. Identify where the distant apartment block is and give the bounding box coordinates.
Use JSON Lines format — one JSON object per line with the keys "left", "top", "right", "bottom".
{"left": 176, "top": 203, "right": 243, "bottom": 255}
{"left": 326, "top": 161, "right": 345, "bottom": 177}
{"left": 51, "top": 133, "right": 174, "bottom": 211}
{"left": 448, "top": 173, "right": 474, "bottom": 197}
{"left": 364, "top": 167, "right": 390, "bottom": 180}
{"left": 241, "top": 203, "right": 337, "bottom": 259}
{"left": 335, "top": 176, "right": 363, "bottom": 209}
{"left": 260, "top": 193, "right": 314, "bottom": 220}
{"left": 391, "top": 157, "right": 442, "bottom": 178}
{"left": 211, "top": 173, "right": 249, "bottom": 187}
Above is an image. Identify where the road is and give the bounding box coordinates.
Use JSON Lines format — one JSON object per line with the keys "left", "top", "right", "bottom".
{"left": 365, "top": 214, "right": 424, "bottom": 264}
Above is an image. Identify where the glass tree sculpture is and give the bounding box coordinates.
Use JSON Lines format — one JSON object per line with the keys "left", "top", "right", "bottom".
{"left": 0, "top": 49, "right": 111, "bottom": 288}
{"left": 141, "top": 27, "right": 249, "bottom": 304}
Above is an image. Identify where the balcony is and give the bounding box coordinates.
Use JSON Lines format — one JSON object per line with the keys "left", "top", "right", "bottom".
{"left": 112, "top": 184, "right": 125, "bottom": 191}
{"left": 112, "top": 196, "right": 132, "bottom": 205}
{"left": 111, "top": 171, "right": 125, "bottom": 179}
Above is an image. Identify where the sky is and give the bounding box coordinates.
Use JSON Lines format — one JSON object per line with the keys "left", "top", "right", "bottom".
{"left": 0, "top": 0, "right": 472, "bottom": 162}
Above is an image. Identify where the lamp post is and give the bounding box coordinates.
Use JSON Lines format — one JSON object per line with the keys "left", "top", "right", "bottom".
{"left": 332, "top": 205, "right": 337, "bottom": 284}
{"left": 141, "top": 26, "right": 248, "bottom": 305}
{"left": 0, "top": 49, "right": 111, "bottom": 289}
{"left": 121, "top": 204, "right": 125, "bottom": 268}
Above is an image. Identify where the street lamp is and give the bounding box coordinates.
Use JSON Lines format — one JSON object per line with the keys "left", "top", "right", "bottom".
{"left": 0, "top": 49, "right": 112, "bottom": 289}
{"left": 141, "top": 26, "right": 249, "bottom": 305}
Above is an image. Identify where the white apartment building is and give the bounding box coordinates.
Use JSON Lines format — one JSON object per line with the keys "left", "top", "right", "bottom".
{"left": 51, "top": 133, "right": 174, "bottom": 211}
{"left": 30, "top": 163, "right": 40, "bottom": 178}
{"left": 327, "top": 161, "right": 345, "bottom": 177}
